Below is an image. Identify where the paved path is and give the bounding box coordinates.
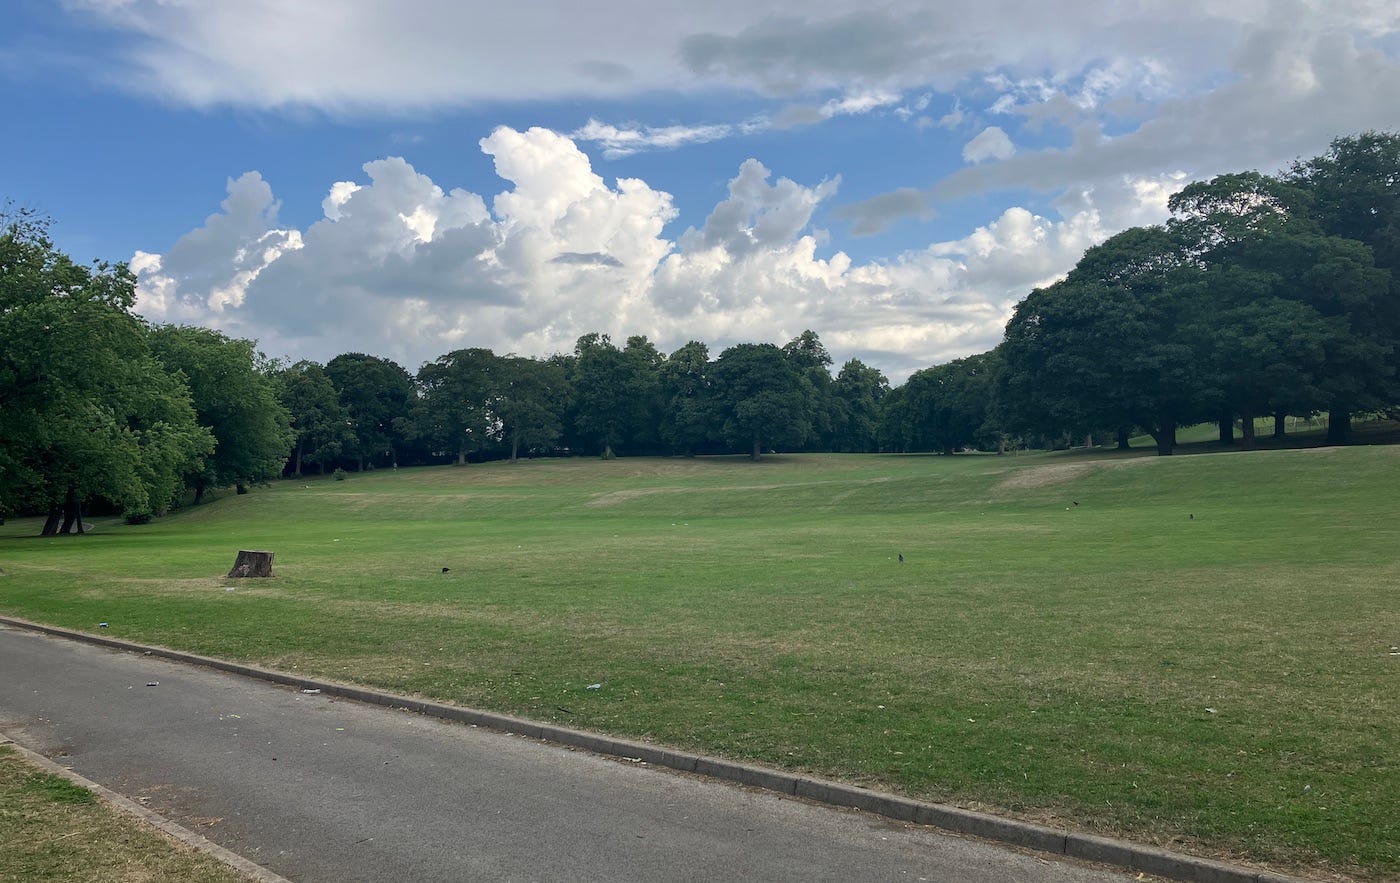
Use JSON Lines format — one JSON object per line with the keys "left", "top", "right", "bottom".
{"left": 0, "top": 624, "right": 1134, "bottom": 882}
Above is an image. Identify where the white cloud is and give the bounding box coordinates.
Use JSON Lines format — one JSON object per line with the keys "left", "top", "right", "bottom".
{"left": 962, "top": 126, "right": 1016, "bottom": 164}
{"left": 571, "top": 118, "right": 751, "bottom": 159}
{"left": 133, "top": 127, "right": 1161, "bottom": 381}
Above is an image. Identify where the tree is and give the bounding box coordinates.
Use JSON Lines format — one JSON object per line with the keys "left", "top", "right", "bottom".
{"left": 1000, "top": 227, "right": 1205, "bottom": 455}
{"left": 709, "top": 343, "right": 814, "bottom": 460}
{"left": 658, "top": 341, "right": 713, "bottom": 456}
{"left": 783, "top": 330, "right": 835, "bottom": 450}
{"left": 412, "top": 348, "right": 499, "bottom": 465}
{"left": 325, "top": 353, "right": 415, "bottom": 470}
{"left": 1168, "top": 170, "right": 1391, "bottom": 444}
{"left": 572, "top": 334, "right": 652, "bottom": 459}
{"left": 1287, "top": 133, "right": 1400, "bottom": 441}
{"left": 148, "top": 325, "right": 293, "bottom": 501}
{"left": 621, "top": 335, "right": 665, "bottom": 453}
{"left": 0, "top": 208, "right": 211, "bottom": 530}
{"left": 830, "top": 359, "right": 888, "bottom": 452}
{"left": 495, "top": 356, "right": 570, "bottom": 462}
{"left": 894, "top": 352, "right": 1000, "bottom": 455}
{"left": 277, "top": 360, "right": 354, "bottom": 475}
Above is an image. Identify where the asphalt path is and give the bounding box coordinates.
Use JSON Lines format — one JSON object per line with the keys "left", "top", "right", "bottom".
{"left": 0, "top": 623, "right": 1135, "bottom": 882}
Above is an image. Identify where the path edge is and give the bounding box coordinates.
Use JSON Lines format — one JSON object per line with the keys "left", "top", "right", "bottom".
{"left": 0, "top": 615, "right": 1314, "bottom": 883}
{"left": 0, "top": 730, "right": 293, "bottom": 883}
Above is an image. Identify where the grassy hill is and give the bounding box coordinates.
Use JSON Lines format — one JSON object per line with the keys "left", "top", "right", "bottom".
{"left": 2, "top": 447, "right": 1397, "bottom": 879}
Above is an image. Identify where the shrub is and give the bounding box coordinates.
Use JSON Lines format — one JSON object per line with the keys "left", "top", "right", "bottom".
{"left": 333, "top": 468, "right": 348, "bottom": 481}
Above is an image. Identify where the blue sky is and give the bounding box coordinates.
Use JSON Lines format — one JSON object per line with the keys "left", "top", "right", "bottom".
{"left": 4, "top": 0, "right": 1398, "bottom": 380}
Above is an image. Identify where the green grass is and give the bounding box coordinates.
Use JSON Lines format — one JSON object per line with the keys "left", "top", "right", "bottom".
{"left": 2, "top": 448, "right": 1398, "bottom": 880}
{"left": 0, "top": 747, "right": 253, "bottom": 882}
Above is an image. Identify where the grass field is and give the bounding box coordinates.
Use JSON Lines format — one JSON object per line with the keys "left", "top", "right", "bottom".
{"left": 2, "top": 444, "right": 1397, "bottom": 880}
{"left": 0, "top": 746, "right": 252, "bottom": 882}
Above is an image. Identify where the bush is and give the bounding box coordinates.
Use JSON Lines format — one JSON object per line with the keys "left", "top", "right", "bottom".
{"left": 333, "top": 468, "right": 348, "bottom": 481}
{"left": 124, "top": 510, "right": 153, "bottom": 525}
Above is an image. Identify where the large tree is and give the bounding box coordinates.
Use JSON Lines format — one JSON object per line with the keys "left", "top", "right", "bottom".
{"left": 709, "top": 343, "right": 815, "bottom": 460}
{"left": 1287, "top": 133, "right": 1400, "bottom": 441}
{"left": 148, "top": 325, "right": 293, "bottom": 501}
{"left": 1, "top": 209, "right": 212, "bottom": 531}
{"left": 277, "top": 360, "right": 354, "bottom": 475}
{"left": 782, "top": 330, "right": 835, "bottom": 450}
{"left": 1168, "top": 171, "right": 1390, "bottom": 444}
{"left": 890, "top": 352, "right": 999, "bottom": 455}
{"left": 495, "top": 356, "right": 570, "bottom": 462}
{"left": 829, "top": 358, "right": 888, "bottom": 453}
{"left": 1000, "top": 226, "right": 1206, "bottom": 455}
{"left": 412, "top": 348, "right": 499, "bottom": 465}
{"left": 572, "top": 334, "right": 653, "bottom": 459}
{"left": 325, "top": 353, "right": 415, "bottom": 470}
{"left": 658, "top": 340, "right": 713, "bottom": 456}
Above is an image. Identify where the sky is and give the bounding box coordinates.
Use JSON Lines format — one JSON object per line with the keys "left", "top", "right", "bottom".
{"left": 4, "top": 1, "right": 1399, "bottom": 381}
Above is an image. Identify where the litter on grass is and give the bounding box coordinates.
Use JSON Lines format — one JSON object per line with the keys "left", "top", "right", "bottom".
{"left": 586, "top": 683, "right": 602, "bottom": 690}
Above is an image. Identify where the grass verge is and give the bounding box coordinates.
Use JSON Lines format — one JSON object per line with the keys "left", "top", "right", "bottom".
{"left": 0, "top": 745, "right": 254, "bottom": 883}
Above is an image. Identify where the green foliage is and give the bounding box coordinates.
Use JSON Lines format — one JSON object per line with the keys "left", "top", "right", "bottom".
{"left": 572, "top": 334, "right": 659, "bottom": 458}
{"left": 411, "top": 348, "right": 499, "bottom": 464}
{"left": 325, "top": 352, "right": 415, "bottom": 469}
{"left": 277, "top": 360, "right": 354, "bottom": 474}
{"left": 495, "top": 355, "right": 570, "bottom": 461}
{"left": 658, "top": 340, "right": 712, "bottom": 455}
{"left": 148, "top": 325, "right": 293, "bottom": 494}
{"left": 709, "top": 343, "right": 815, "bottom": 459}
{"left": 0, "top": 208, "right": 212, "bottom": 525}
{"left": 333, "top": 467, "right": 348, "bottom": 481}
{"left": 829, "top": 358, "right": 888, "bottom": 452}
{"left": 883, "top": 351, "right": 998, "bottom": 453}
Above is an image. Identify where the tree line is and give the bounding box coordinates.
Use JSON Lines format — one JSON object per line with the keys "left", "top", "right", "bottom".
{"left": 3, "top": 132, "right": 1395, "bottom": 530}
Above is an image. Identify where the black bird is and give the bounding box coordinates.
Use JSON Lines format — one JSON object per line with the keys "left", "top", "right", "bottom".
{"left": 1189, "top": 514, "right": 1194, "bottom": 520}
{"left": 1072, "top": 500, "right": 1079, "bottom": 506}
{"left": 441, "top": 567, "right": 451, "bottom": 573}
{"left": 898, "top": 553, "right": 904, "bottom": 563}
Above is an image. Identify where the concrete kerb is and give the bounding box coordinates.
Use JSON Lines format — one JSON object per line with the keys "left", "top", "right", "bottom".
{"left": 0, "top": 615, "right": 1317, "bottom": 883}
{"left": 0, "top": 731, "right": 294, "bottom": 883}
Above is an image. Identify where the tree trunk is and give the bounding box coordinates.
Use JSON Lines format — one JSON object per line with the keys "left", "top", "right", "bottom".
{"left": 511, "top": 432, "right": 521, "bottom": 463}
{"left": 236, "top": 483, "right": 249, "bottom": 495}
{"left": 997, "top": 436, "right": 1006, "bottom": 455}
{"left": 751, "top": 434, "right": 761, "bottom": 461}
{"left": 1273, "top": 410, "right": 1287, "bottom": 439}
{"left": 1326, "top": 406, "right": 1351, "bottom": 445}
{"left": 1150, "top": 421, "right": 1176, "bottom": 456}
{"left": 1217, "top": 416, "right": 1234, "bottom": 446}
{"left": 293, "top": 439, "right": 303, "bottom": 477}
{"left": 1083, "top": 433, "right": 1093, "bottom": 448}
{"left": 456, "top": 443, "right": 466, "bottom": 466}
{"left": 59, "top": 488, "right": 84, "bottom": 534}
{"left": 193, "top": 486, "right": 206, "bottom": 506}
{"left": 1116, "top": 427, "right": 1131, "bottom": 450}
{"left": 227, "top": 549, "right": 274, "bottom": 578}
{"left": 41, "top": 509, "right": 62, "bottom": 537}
{"left": 1240, "top": 411, "right": 1257, "bottom": 449}
{"left": 602, "top": 443, "right": 615, "bottom": 460}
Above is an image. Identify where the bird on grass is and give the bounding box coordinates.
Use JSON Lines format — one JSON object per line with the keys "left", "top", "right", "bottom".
{"left": 898, "top": 553, "right": 904, "bottom": 563}
{"left": 441, "top": 567, "right": 451, "bottom": 573}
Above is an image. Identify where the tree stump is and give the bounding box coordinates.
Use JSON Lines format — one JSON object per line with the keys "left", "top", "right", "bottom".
{"left": 227, "top": 550, "right": 275, "bottom": 578}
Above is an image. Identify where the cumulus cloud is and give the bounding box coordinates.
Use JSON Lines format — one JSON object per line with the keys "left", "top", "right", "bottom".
{"left": 133, "top": 127, "right": 1160, "bottom": 380}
